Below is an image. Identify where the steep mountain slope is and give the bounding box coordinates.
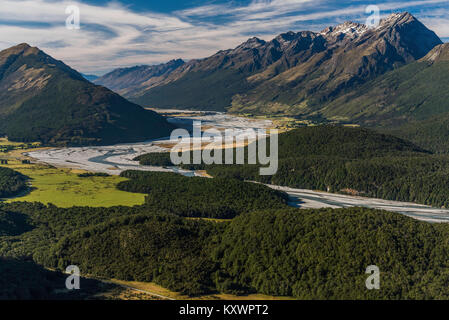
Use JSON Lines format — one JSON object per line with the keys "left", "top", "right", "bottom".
{"left": 94, "top": 59, "right": 184, "bottom": 97}
{"left": 96, "top": 12, "right": 441, "bottom": 112}
{"left": 230, "top": 12, "right": 442, "bottom": 114}
{"left": 0, "top": 44, "right": 174, "bottom": 146}
{"left": 320, "top": 43, "right": 449, "bottom": 125}
{"left": 311, "top": 43, "right": 449, "bottom": 152}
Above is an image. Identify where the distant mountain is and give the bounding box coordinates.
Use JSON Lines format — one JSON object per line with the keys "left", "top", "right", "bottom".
{"left": 230, "top": 13, "right": 442, "bottom": 115}
{"left": 0, "top": 44, "right": 174, "bottom": 146}
{"left": 94, "top": 59, "right": 185, "bottom": 97}
{"left": 96, "top": 12, "right": 441, "bottom": 113}
{"left": 81, "top": 73, "right": 99, "bottom": 82}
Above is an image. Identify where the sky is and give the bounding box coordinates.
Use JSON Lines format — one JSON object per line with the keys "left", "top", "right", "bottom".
{"left": 0, "top": 0, "right": 448, "bottom": 75}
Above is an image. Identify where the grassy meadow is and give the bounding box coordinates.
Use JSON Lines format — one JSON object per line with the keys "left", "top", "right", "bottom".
{"left": 0, "top": 158, "right": 145, "bottom": 208}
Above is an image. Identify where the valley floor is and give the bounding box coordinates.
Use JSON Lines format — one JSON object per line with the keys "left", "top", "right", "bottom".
{"left": 24, "top": 111, "right": 273, "bottom": 176}
{"left": 9, "top": 110, "right": 449, "bottom": 223}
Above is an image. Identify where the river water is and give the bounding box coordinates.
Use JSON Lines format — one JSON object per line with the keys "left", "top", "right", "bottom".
{"left": 26, "top": 111, "right": 272, "bottom": 176}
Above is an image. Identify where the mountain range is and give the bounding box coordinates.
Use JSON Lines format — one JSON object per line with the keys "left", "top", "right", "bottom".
{"left": 0, "top": 44, "right": 174, "bottom": 146}
{"left": 2, "top": 12, "right": 447, "bottom": 150}
{"left": 95, "top": 12, "right": 442, "bottom": 115}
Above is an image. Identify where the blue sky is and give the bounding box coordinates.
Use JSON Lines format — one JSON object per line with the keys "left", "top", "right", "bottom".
{"left": 0, "top": 0, "right": 448, "bottom": 74}
{"left": 80, "top": 0, "right": 249, "bottom": 13}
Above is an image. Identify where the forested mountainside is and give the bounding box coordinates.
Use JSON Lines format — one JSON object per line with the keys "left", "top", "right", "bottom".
{"left": 137, "top": 126, "right": 449, "bottom": 208}
{"left": 2, "top": 201, "right": 449, "bottom": 299}
{"left": 204, "top": 127, "right": 449, "bottom": 208}
{"left": 320, "top": 43, "right": 449, "bottom": 153}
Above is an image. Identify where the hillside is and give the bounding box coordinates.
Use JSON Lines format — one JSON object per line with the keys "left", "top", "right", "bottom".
{"left": 0, "top": 202, "right": 222, "bottom": 296}
{"left": 135, "top": 126, "right": 449, "bottom": 208}
{"left": 3, "top": 200, "right": 449, "bottom": 299}
{"left": 384, "top": 112, "right": 449, "bottom": 154}
{"left": 320, "top": 43, "right": 449, "bottom": 123}
{"left": 274, "top": 125, "right": 428, "bottom": 158}
{"left": 0, "top": 44, "right": 174, "bottom": 146}
{"left": 45, "top": 207, "right": 449, "bottom": 299}
{"left": 214, "top": 207, "right": 449, "bottom": 299}
{"left": 203, "top": 126, "right": 449, "bottom": 207}
{"left": 0, "top": 257, "right": 126, "bottom": 300}
{"left": 303, "top": 43, "right": 449, "bottom": 152}
{"left": 95, "top": 12, "right": 441, "bottom": 113}
{"left": 117, "top": 171, "right": 288, "bottom": 219}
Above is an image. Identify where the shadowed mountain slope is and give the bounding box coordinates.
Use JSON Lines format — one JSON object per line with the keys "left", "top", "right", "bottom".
{"left": 0, "top": 44, "right": 174, "bottom": 146}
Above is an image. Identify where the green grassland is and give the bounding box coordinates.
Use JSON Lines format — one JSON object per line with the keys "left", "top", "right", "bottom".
{"left": 0, "top": 161, "right": 145, "bottom": 208}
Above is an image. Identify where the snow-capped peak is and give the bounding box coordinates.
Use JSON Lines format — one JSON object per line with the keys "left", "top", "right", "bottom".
{"left": 376, "top": 12, "right": 416, "bottom": 30}
{"left": 320, "top": 21, "right": 369, "bottom": 39}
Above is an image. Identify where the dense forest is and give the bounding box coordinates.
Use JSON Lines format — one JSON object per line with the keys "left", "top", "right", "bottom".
{"left": 117, "top": 171, "right": 288, "bottom": 219}
{"left": 0, "top": 210, "right": 32, "bottom": 236}
{"left": 0, "top": 203, "right": 128, "bottom": 299}
{"left": 2, "top": 200, "right": 449, "bottom": 299}
{"left": 134, "top": 152, "right": 178, "bottom": 167}
{"left": 47, "top": 213, "right": 220, "bottom": 295}
{"left": 0, "top": 167, "right": 28, "bottom": 198}
{"left": 383, "top": 113, "right": 449, "bottom": 154}
{"left": 135, "top": 126, "right": 449, "bottom": 208}
{"left": 0, "top": 202, "right": 221, "bottom": 296}
{"left": 206, "top": 155, "right": 449, "bottom": 208}
{"left": 4, "top": 126, "right": 449, "bottom": 299}
{"left": 214, "top": 207, "right": 449, "bottom": 299}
